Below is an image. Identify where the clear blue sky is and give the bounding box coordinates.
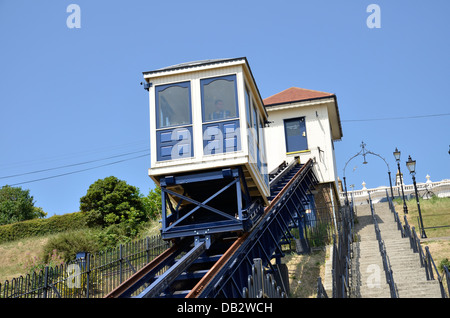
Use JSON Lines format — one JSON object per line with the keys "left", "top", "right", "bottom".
{"left": 1, "top": 1, "right": 449, "bottom": 216}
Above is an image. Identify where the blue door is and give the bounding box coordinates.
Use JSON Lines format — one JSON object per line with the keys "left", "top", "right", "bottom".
{"left": 284, "top": 117, "right": 308, "bottom": 153}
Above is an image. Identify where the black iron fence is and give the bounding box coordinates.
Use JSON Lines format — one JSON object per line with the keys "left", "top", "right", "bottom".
{"left": 0, "top": 235, "right": 170, "bottom": 298}
{"left": 404, "top": 220, "right": 450, "bottom": 298}
{"left": 331, "top": 205, "right": 354, "bottom": 298}
{"left": 281, "top": 204, "right": 341, "bottom": 254}
{"left": 316, "top": 203, "right": 355, "bottom": 298}
{"left": 387, "top": 194, "right": 450, "bottom": 298}
{"left": 370, "top": 194, "right": 398, "bottom": 298}
{"left": 304, "top": 205, "right": 342, "bottom": 249}
{"left": 243, "top": 258, "right": 287, "bottom": 298}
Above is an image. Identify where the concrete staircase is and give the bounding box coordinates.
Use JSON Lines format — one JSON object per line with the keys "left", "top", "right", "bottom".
{"left": 352, "top": 202, "right": 441, "bottom": 298}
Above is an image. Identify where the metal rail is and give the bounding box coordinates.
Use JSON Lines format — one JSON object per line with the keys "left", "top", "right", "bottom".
{"left": 136, "top": 241, "right": 207, "bottom": 298}
{"left": 105, "top": 158, "right": 317, "bottom": 298}
{"left": 105, "top": 239, "right": 190, "bottom": 298}
{"left": 189, "top": 159, "right": 317, "bottom": 297}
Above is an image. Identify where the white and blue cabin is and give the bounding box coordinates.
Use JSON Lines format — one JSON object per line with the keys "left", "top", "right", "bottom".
{"left": 143, "top": 57, "right": 269, "bottom": 241}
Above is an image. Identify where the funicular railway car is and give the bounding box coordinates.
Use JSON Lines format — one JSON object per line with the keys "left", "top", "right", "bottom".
{"left": 142, "top": 57, "right": 269, "bottom": 243}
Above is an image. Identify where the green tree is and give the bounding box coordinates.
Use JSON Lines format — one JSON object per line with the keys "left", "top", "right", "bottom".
{"left": 79, "top": 176, "right": 146, "bottom": 235}
{"left": 0, "top": 185, "right": 46, "bottom": 225}
{"left": 142, "top": 185, "right": 162, "bottom": 220}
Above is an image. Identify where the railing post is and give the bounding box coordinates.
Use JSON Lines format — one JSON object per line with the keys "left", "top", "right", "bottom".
{"left": 146, "top": 236, "right": 150, "bottom": 263}
{"left": 119, "top": 244, "right": 123, "bottom": 283}
{"left": 43, "top": 266, "right": 49, "bottom": 299}
{"left": 425, "top": 246, "right": 434, "bottom": 280}
{"left": 444, "top": 266, "right": 450, "bottom": 298}
{"left": 85, "top": 253, "right": 91, "bottom": 298}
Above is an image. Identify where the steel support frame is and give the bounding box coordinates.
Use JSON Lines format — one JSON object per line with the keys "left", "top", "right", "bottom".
{"left": 198, "top": 160, "right": 318, "bottom": 298}
{"left": 136, "top": 241, "right": 207, "bottom": 298}
{"left": 160, "top": 167, "right": 261, "bottom": 240}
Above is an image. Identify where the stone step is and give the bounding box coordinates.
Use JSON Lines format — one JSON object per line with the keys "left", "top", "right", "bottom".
{"left": 396, "top": 281, "right": 442, "bottom": 298}
{"left": 359, "top": 284, "right": 392, "bottom": 298}
{"left": 351, "top": 201, "right": 440, "bottom": 298}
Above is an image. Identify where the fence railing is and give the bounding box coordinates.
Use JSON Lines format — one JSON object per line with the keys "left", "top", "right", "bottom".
{"left": 243, "top": 258, "right": 287, "bottom": 298}
{"left": 341, "top": 179, "right": 450, "bottom": 204}
{"left": 407, "top": 226, "right": 449, "bottom": 298}
{"left": 316, "top": 277, "right": 329, "bottom": 298}
{"left": 284, "top": 204, "right": 341, "bottom": 253}
{"left": 369, "top": 193, "right": 398, "bottom": 298}
{"left": 330, "top": 205, "right": 354, "bottom": 298}
{"left": 0, "top": 235, "right": 170, "bottom": 298}
{"left": 386, "top": 194, "right": 449, "bottom": 298}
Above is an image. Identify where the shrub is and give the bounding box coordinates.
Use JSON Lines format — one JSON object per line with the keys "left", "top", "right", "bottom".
{"left": 439, "top": 258, "right": 450, "bottom": 272}
{"left": 42, "top": 229, "right": 101, "bottom": 263}
{"left": 142, "top": 186, "right": 162, "bottom": 220}
{"left": 80, "top": 176, "right": 146, "bottom": 230}
{"left": 23, "top": 249, "right": 65, "bottom": 275}
{"left": 0, "top": 211, "right": 88, "bottom": 243}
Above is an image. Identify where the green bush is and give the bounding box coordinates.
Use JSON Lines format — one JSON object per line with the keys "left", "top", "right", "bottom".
{"left": 80, "top": 176, "right": 146, "bottom": 230}
{"left": 42, "top": 228, "right": 101, "bottom": 263}
{"left": 439, "top": 258, "right": 450, "bottom": 272}
{"left": 0, "top": 211, "right": 88, "bottom": 243}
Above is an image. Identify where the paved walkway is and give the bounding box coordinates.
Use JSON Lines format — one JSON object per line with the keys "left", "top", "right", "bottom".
{"left": 322, "top": 201, "right": 442, "bottom": 297}
{"left": 351, "top": 202, "right": 441, "bottom": 298}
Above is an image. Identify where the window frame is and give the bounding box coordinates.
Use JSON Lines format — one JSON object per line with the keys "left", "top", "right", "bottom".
{"left": 155, "top": 81, "right": 192, "bottom": 130}
{"left": 200, "top": 74, "right": 239, "bottom": 123}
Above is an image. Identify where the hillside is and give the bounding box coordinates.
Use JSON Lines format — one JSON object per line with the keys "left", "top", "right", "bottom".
{"left": 398, "top": 197, "right": 450, "bottom": 273}
{"left": 0, "top": 215, "right": 162, "bottom": 283}
{"left": 0, "top": 234, "right": 52, "bottom": 282}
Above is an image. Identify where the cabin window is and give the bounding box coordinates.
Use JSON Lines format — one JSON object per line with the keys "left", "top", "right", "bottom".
{"left": 201, "top": 75, "right": 238, "bottom": 122}
{"left": 284, "top": 117, "right": 308, "bottom": 153}
{"left": 201, "top": 74, "right": 240, "bottom": 155}
{"left": 156, "top": 81, "right": 191, "bottom": 129}
{"left": 155, "top": 81, "right": 193, "bottom": 161}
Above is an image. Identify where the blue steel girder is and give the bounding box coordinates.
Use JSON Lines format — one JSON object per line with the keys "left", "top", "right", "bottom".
{"left": 160, "top": 167, "right": 259, "bottom": 240}
{"left": 198, "top": 159, "right": 318, "bottom": 298}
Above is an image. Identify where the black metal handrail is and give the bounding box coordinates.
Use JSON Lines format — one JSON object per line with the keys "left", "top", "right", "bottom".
{"left": 386, "top": 195, "right": 449, "bottom": 298}
{"left": 317, "top": 277, "right": 329, "bottom": 298}
{"left": 409, "top": 225, "right": 449, "bottom": 298}
{"left": 330, "top": 205, "right": 353, "bottom": 298}
{"left": 443, "top": 265, "right": 450, "bottom": 298}
{"left": 369, "top": 194, "right": 398, "bottom": 298}
{"left": 386, "top": 190, "right": 405, "bottom": 237}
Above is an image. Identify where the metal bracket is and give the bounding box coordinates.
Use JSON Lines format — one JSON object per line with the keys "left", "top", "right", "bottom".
{"left": 141, "top": 81, "right": 152, "bottom": 91}
{"left": 195, "top": 234, "right": 212, "bottom": 249}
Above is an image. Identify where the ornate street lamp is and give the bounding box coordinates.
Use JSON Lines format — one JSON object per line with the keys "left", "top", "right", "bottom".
{"left": 393, "top": 148, "right": 408, "bottom": 214}
{"left": 342, "top": 141, "right": 394, "bottom": 205}
{"left": 406, "top": 155, "right": 427, "bottom": 238}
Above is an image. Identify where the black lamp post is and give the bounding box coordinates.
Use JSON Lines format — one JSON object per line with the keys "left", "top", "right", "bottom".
{"left": 393, "top": 148, "right": 408, "bottom": 214}
{"left": 406, "top": 155, "right": 427, "bottom": 238}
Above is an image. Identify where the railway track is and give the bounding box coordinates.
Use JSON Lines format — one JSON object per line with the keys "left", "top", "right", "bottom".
{"left": 106, "top": 158, "right": 316, "bottom": 298}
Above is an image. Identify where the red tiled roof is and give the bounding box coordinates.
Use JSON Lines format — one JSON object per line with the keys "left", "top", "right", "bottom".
{"left": 263, "top": 87, "right": 334, "bottom": 106}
